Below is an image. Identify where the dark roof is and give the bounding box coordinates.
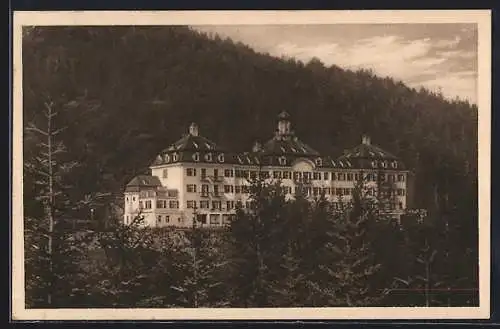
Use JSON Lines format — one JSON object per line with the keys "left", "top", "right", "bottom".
{"left": 278, "top": 110, "right": 291, "bottom": 120}
{"left": 125, "top": 175, "right": 161, "bottom": 192}
{"left": 262, "top": 136, "right": 320, "bottom": 157}
{"left": 164, "top": 133, "right": 222, "bottom": 153}
{"left": 339, "top": 143, "right": 399, "bottom": 161}
{"left": 336, "top": 140, "right": 406, "bottom": 170}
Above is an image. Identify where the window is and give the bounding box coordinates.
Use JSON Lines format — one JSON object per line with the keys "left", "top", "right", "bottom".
{"left": 226, "top": 201, "right": 235, "bottom": 210}
{"left": 344, "top": 188, "right": 351, "bottom": 195}
{"left": 397, "top": 189, "right": 406, "bottom": 196}
{"left": 313, "top": 187, "right": 320, "bottom": 196}
{"left": 273, "top": 171, "right": 281, "bottom": 179}
{"left": 210, "top": 214, "right": 221, "bottom": 225}
{"left": 399, "top": 202, "right": 403, "bottom": 209}
{"left": 241, "top": 185, "right": 249, "bottom": 193}
{"left": 197, "top": 214, "right": 207, "bottom": 224}
{"left": 224, "top": 185, "right": 234, "bottom": 193}
{"left": 336, "top": 188, "right": 343, "bottom": 196}
{"left": 283, "top": 171, "right": 291, "bottom": 179}
{"left": 224, "top": 169, "right": 233, "bottom": 177}
{"left": 245, "top": 201, "right": 252, "bottom": 209}
{"left": 212, "top": 201, "right": 221, "bottom": 210}
{"left": 213, "top": 185, "right": 220, "bottom": 195}
{"left": 157, "top": 215, "right": 162, "bottom": 223}
{"left": 193, "top": 152, "right": 200, "bottom": 162}
{"left": 313, "top": 172, "right": 321, "bottom": 180}
{"left": 156, "top": 200, "right": 167, "bottom": 208}
{"left": 126, "top": 197, "right": 129, "bottom": 202}
{"left": 165, "top": 216, "right": 170, "bottom": 223}
{"left": 235, "top": 169, "right": 242, "bottom": 178}
{"left": 380, "top": 173, "right": 386, "bottom": 181}
{"left": 201, "top": 168, "right": 207, "bottom": 178}
{"left": 187, "top": 184, "right": 197, "bottom": 193}
{"left": 388, "top": 174, "right": 395, "bottom": 182}
{"left": 354, "top": 173, "right": 359, "bottom": 181}
{"left": 169, "top": 200, "right": 179, "bottom": 208}
{"left": 205, "top": 153, "right": 213, "bottom": 162}
{"left": 162, "top": 169, "right": 168, "bottom": 178}
{"left": 235, "top": 185, "right": 241, "bottom": 194}
{"left": 200, "top": 200, "right": 209, "bottom": 209}
{"left": 346, "top": 173, "right": 353, "bottom": 181}
{"left": 222, "top": 214, "right": 231, "bottom": 225}
{"left": 398, "top": 174, "right": 405, "bottom": 182}
{"left": 323, "top": 187, "right": 331, "bottom": 195}
{"left": 260, "top": 171, "right": 270, "bottom": 179}
{"left": 186, "top": 168, "right": 196, "bottom": 176}
{"left": 324, "top": 172, "right": 329, "bottom": 180}
{"left": 250, "top": 171, "right": 257, "bottom": 179}
{"left": 187, "top": 200, "right": 196, "bottom": 209}
{"left": 201, "top": 184, "right": 209, "bottom": 193}
{"left": 217, "top": 153, "right": 225, "bottom": 163}
{"left": 337, "top": 173, "right": 345, "bottom": 180}
{"left": 132, "top": 197, "right": 136, "bottom": 201}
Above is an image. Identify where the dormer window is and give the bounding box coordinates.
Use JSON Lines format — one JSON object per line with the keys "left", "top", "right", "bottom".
{"left": 217, "top": 153, "right": 225, "bottom": 163}
{"left": 164, "top": 154, "right": 171, "bottom": 163}
{"left": 371, "top": 161, "right": 378, "bottom": 168}
{"left": 205, "top": 153, "right": 213, "bottom": 162}
{"left": 381, "top": 161, "right": 388, "bottom": 168}
{"left": 278, "top": 156, "right": 287, "bottom": 166}
{"left": 391, "top": 161, "right": 398, "bottom": 169}
{"left": 172, "top": 153, "right": 179, "bottom": 162}
{"left": 315, "top": 158, "right": 323, "bottom": 166}
{"left": 193, "top": 152, "right": 200, "bottom": 162}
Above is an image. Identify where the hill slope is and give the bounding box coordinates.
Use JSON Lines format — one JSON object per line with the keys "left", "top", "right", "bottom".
{"left": 22, "top": 26, "right": 478, "bottom": 223}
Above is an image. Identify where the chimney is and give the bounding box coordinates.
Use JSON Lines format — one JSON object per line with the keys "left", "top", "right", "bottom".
{"left": 189, "top": 122, "right": 199, "bottom": 136}
{"left": 252, "top": 141, "right": 262, "bottom": 152}
{"left": 362, "top": 134, "right": 371, "bottom": 145}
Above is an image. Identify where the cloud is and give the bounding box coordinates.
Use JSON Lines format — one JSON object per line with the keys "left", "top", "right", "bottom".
{"left": 270, "top": 34, "right": 476, "bottom": 103}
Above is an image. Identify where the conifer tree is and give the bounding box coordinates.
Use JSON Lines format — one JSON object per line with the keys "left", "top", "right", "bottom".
{"left": 170, "top": 209, "right": 228, "bottom": 307}
{"left": 312, "top": 180, "right": 387, "bottom": 306}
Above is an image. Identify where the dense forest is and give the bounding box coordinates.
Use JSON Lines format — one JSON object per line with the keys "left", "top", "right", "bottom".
{"left": 21, "top": 26, "right": 479, "bottom": 309}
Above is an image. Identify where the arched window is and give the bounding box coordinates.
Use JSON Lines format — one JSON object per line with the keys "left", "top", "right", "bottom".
{"left": 278, "top": 156, "right": 287, "bottom": 166}
{"left": 164, "top": 154, "right": 170, "bottom": 163}
{"left": 172, "top": 153, "right": 179, "bottom": 162}
{"left": 391, "top": 161, "right": 398, "bottom": 169}
{"left": 381, "top": 161, "right": 388, "bottom": 168}
{"left": 315, "top": 158, "right": 323, "bottom": 167}
{"left": 371, "top": 161, "right": 378, "bottom": 168}
{"left": 192, "top": 152, "right": 200, "bottom": 162}
{"left": 205, "top": 153, "right": 213, "bottom": 162}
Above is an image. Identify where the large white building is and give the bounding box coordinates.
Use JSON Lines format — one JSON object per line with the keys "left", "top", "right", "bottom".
{"left": 123, "top": 111, "right": 409, "bottom": 228}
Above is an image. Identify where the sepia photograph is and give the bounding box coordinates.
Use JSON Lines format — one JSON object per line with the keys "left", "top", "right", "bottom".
{"left": 11, "top": 10, "right": 491, "bottom": 320}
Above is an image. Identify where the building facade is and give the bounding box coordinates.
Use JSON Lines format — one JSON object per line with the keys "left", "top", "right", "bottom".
{"left": 123, "top": 111, "right": 409, "bottom": 228}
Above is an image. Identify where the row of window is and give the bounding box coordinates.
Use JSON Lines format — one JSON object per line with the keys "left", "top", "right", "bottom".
{"left": 196, "top": 213, "right": 235, "bottom": 225}
{"left": 141, "top": 200, "right": 180, "bottom": 209}
{"left": 187, "top": 200, "right": 252, "bottom": 210}
{"left": 182, "top": 168, "right": 406, "bottom": 182}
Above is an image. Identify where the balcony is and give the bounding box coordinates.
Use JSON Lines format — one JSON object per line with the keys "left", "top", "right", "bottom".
{"left": 200, "top": 175, "right": 223, "bottom": 183}
{"left": 211, "top": 192, "right": 223, "bottom": 198}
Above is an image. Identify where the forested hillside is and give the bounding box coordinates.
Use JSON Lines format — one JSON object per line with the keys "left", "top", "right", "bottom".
{"left": 21, "top": 25, "right": 480, "bottom": 309}
{"left": 22, "top": 26, "right": 477, "bottom": 216}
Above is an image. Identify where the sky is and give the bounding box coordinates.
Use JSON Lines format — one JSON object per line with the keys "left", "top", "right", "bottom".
{"left": 193, "top": 24, "right": 478, "bottom": 104}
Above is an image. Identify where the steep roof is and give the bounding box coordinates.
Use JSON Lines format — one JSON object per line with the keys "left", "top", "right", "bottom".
{"left": 261, "top": 136, "right": 320, "bottom": 157}
{"left": 337, "top": 136, "right": 405, "bottom": 170}
{"left": 125, "top": 175, "right": 161, "bottom": 192}
{"left": 164, "top": 133, "right": 222, "bottom": 153}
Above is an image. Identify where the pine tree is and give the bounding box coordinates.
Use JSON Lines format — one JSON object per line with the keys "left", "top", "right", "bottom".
{"left": 170, "top": 210, "right": 228, "bottom": 307}
{"left": 24, "top": 99, "right": 94, "bottom": 307}
{"left": 312, "top": 181, "right": 387, "bottom": 306}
